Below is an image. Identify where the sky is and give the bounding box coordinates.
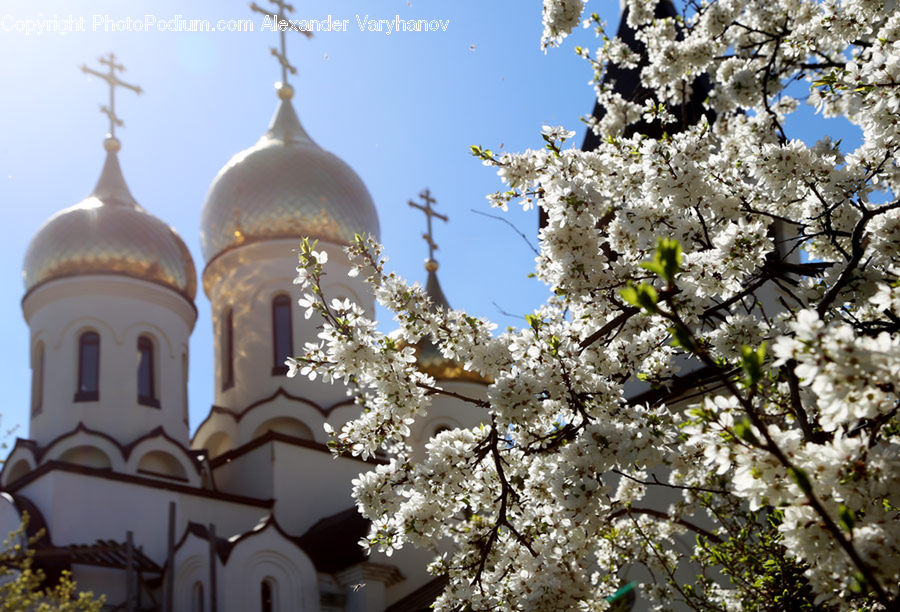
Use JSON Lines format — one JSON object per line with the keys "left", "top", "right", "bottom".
{"left": 0, "top": 0, "right": 625, "bottom": 439}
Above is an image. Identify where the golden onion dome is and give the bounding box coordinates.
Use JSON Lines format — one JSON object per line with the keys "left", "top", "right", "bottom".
{"left": 23, "top": 139, "right": 197, "bottom": 301}
{"left": 200, "top": 88, "right": 380, "bottom": 263}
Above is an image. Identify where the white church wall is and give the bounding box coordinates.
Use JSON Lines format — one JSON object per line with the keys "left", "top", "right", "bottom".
{"left": 125, "top": 435, "right": 202, "bottom": 487}
{"left": 43, "top": 430, "right": 126, "bottom": 472}
{"left": 269, "top": 443, "right": 376, "bottom": 536}
{"left": 235, "top": 395, "right": 326, "bottom": 447}
{"left": 223, "top": 529, "right": 320, "bottom": 612}
{"left": 174, "top": 542, "right": 214, "bottom": 612}
{"left": 23, "top": 275, "right": 196, "bottom": 448}
{"left": 1, "top": 456, "right": 34, "bottom": 487}
{"left": 203, "top": 239, "right": 371, "bottom": 413}
{"left": 0, "top": 494, "right": 25, "bottom": 548}
{"left": 208, "top": 442, "right": 276, "bottom": 500}
{"left": 192, "top": 412, "right": 239, "bottom": 459}
{"left": 13, "top": 469, "right": 271, "bottom": 564}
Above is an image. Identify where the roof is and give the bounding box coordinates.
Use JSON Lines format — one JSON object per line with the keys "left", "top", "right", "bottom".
{"left": 200, "top": 94, "right": 380, "bottom": 266}
{"left": 385, "top": 575, "right": 449, "bottom": 612}
{"left": 23, "top": 144, "right": 197, "bottom": 302}
{"left": 33, "top": 540, "right": 161, "bottom": 574}
{"left": 294, "top": 506, "right": 368, "bottom": 573}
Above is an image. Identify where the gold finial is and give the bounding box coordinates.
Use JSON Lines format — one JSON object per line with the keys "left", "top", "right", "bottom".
{"left": 80, "top": 52, "right": 142, "bottom": 147}
{"left": 249, "top": 0, "right": 312, "bottom": 93}
{"left": 408, "top": 188, "right": 448, "bottom": 269}
{"left": 277, "top": 82, "right": 295, "bottom": 100}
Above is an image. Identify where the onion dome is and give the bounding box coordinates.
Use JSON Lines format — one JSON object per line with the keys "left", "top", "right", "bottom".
{"left": 200, "top": 85, "right": 380, "bottom": 263}
{"left": 23, "top": 138, "right": 197, "bottom": 301}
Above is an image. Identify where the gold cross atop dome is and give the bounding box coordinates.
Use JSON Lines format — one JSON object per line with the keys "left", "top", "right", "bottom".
{"left": 80, "top": 53, "right": 142, "bottom": 151}
{"left": 408, "top": 188, "right": 448, "bottom": 271}
{"left": 249, "top": 0, "right": 313, "bottom": 100}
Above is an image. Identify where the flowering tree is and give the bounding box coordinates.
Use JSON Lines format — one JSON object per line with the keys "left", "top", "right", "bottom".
{"left": 290, "top": 0, "right": 900, "bottom": 609}
{"left": 0, "top": 515, "right": 104, "bottom": 611}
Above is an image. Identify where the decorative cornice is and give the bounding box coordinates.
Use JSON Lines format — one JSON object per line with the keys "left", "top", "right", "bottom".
{"left": 22, "top": 273, "right": 197, "bottom": 327}
{"left": 208, "top": 429, "right": 385, "bottom": 469}
{"left": 3, "top": 424, "right": 205, "bottom": 487}
{"left": 192, "top": 386, "right": 356, "bottom": 442}
{"left": 6, "top": 460, "right": 273, "bottom": 508}
{"left": 172, "top": 512, "right": 309, "bottom": 565}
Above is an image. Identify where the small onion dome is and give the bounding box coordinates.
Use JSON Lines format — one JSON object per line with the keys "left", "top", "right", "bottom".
{"left": 200, "top": 86, "right": 380, "bottom": 263}
{"left": 23, "top": 138, "right": 197, "bottom": 301}
{"left": 405, "top": 260, "right": 492, "bottom": 385}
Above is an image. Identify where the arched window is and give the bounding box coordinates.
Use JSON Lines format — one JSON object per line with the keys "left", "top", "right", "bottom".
{"left": 192, "top": 581, "right": 205, "bottom": 612}
{"left": 222, "top": 308, "right": 234, "bottom": 390}
{"left": 75, "top": 331, "right": 100, "bottom": 402}
{"left": 137, "top": 335, "right": 159, "bottom": 408}
{"left": 31, "top": 341, "right": 44, "bottom": 416}
{"left": 261, "top": 579, "right": 275, "bottom": 612}
{"left": 271, "top": 295, "right": 292, "bottom": 376}
{"left": 182, "top": 352, "right": 189, "bottom": 425}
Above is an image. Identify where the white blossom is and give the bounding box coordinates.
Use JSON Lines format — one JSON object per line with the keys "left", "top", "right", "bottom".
{"left": 289, "top": 2, "right": 900, "bottom": 609}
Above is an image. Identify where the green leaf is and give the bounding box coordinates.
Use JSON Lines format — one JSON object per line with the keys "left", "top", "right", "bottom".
{"left": 639, "top": 260, "right": 666, "bottom": 277}
{"left": 733, "top": 417, "right": 760, "bottom": 445}
{"left": 788, "top": 466, "right": 813, "bottom": 495}
{"left": 741, "top": 342, "right": 767, "bottom": 388}
{"left": 668, "top": 324, "right": 697, "bottom": 352}
{"left": 620, "top": 282, "right": 659, "bottom": 313}
{"left": 641, "top": 237, "right": 682, "bottom": 282}
{"left": 525, "top": 314, "right": 543, "bottom": 332}
{"left": 838, "top": 504, "right": 856, "bottom": 533}
{"left": 850, "top": 571, "right": 867, "bottom": 594}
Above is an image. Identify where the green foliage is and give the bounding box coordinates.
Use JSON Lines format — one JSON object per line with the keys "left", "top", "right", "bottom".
{"left": 838, "top": 505, "right": 856, "bottom": 534}
{"left": 640, "top": 237, "right": 682, "bottom": 283}
{"left": 667, "top": 323, "right": 698, "bottom": 352}
{"left": 733, "top": 417, "right": 760, "bottom": 446}
{"left": 0, "top": 514, "right": 104, "bottom": 611}
{"left": 789, "top": 466, "right": 813, "bottom": 495}
{"left": 620, "top": 282, "right": 659, "bottom": 314}
{"left": 692, "top": 504, "right": 836, "bottom": 611}
{"left": 740, "top": 343, "right": 767, "bottom": 388}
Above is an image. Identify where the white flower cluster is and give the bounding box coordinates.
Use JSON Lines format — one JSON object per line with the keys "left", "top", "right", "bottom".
{"left": 540, "top": 0, "right": 586, "bottom": 50}
{"left": 291, "top": 1, "right": 900, "bottom": 609}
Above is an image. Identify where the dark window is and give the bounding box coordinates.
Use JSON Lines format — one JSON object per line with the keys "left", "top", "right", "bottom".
{"left": 31, "top": 341, "right": 44, "bottom": 416}
{"left": 261, "top": 580, "right": 273, "bottom": 612}
{"left": 75, "top": 332, "right": 100, "bottom": 402}
{"left": 137, "top": 336, "right": 159, "bottom": 408}
{"left": 271, "top": 295, "right": 292, "bottom": 376}
{"left": 182, "top": 352, "right": 189, "bottom": 425}
{"left": 222, "top": 308, "right": 234, "bottom": 390}
{"left": 75, "top": 331, "right": 100, "bottom": 402}
{"left": 192, "top": 581, "right": 204, "bottom": 612}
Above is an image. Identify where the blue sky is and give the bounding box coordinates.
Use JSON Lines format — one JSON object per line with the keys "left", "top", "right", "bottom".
{"left": 0, "top": 0, "right": 623, "bottom": 439}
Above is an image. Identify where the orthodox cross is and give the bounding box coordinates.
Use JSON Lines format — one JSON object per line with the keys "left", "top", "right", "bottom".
{"left": 250, "top": 0, "right": 312, "bottom": 88}
{"left": 408, "top": 189, "right": 448, "bottom": 262}
{"left": 80, "top": 53, "right": 142, "bottom": 140}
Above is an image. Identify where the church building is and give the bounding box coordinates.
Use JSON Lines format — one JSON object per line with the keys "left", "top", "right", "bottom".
{"left": 0, "top": 7, "right": 487, "bottom": 609}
